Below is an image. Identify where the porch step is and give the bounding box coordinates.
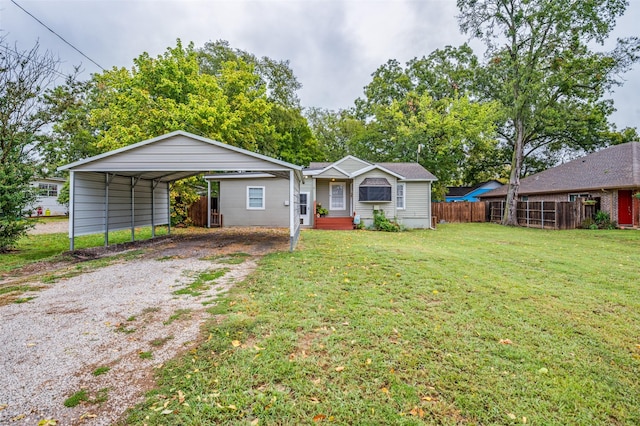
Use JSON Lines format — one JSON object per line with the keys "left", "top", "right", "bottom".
{"left": 315, "top": 217, "right": 354, "bottom": 230}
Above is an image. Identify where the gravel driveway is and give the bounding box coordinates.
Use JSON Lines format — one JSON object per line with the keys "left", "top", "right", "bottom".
{"left": 0, "top": 228, "right": 289, "bottom": 425}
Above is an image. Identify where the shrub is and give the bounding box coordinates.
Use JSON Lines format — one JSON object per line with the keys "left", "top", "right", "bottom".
{"left": 594, "top": 210, "right": 617, "bottom": 230}
{"left": 372, "top": 210, "right": 403, "bottom": 232}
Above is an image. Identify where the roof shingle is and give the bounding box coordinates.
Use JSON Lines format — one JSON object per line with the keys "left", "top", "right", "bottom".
{"left": 481, "top": 142, "right": 640, "bottom": 197}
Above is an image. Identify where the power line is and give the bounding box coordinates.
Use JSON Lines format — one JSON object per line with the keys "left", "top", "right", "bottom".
{"left": 10, "top": 0, "right": 105, "bottom": 71}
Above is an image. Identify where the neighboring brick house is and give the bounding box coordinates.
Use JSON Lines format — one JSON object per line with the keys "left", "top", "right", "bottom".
{"left": 479, "top": 142, "right": 640, "bottom": 227}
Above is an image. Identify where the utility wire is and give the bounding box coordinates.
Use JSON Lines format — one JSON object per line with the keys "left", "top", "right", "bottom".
{"left": 10, "top": 0, "right": 105, "bottom": 71}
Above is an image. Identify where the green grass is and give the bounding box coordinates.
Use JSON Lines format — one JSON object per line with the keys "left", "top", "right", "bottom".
{"left": 64, "top": 387, "right": 109, "bottom": 407}
{"left": 1, "top": 224, "right": 169, "bottom": 274}
{"left": 126, "top": 224, "right": 640, "bottom": 425}
{"left": 139, "top": 351, "right": 153, "bottom": 360}
{"left": 92, "top": 366, "right": 110, "bottom": 376}
{"left": 173, "top": 268, "right": 229, "bottom": 297}
{"left": 63, "top": 389, "right": 89, "bottom": 408}
{"left": 164, "top": 309, "right": 192, "bottom": 325}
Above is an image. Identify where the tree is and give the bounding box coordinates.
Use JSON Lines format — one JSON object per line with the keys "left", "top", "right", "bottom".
{"left": 457, "top": 0, "right": 640, "bottom": 225}
{"left": 350, "top": 46, "right": 504, "bottom": 193}
{"left": 0, "top": 39, "right": 63, "bottom": 251}
{"left": 305, "top": 107, "right": 366, "bottom": 162}
{"left": 198, "top": 40, "right": 318, "bottom": 165}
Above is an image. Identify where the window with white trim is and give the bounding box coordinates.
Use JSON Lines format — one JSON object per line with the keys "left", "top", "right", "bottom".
{"left": 38, "top": 183, "right": 58, "bottom": 197}
{"left": 568, "top": 193, "right": 590, "bottom": 202}
{"left": 397, "top": 183, "right": 405, "bottom": 209}
{"left": 247, "top": 186, "right": 265, "bottom": 209}
{"left": 329, "top": 182, "right": 345, "bottom": 210}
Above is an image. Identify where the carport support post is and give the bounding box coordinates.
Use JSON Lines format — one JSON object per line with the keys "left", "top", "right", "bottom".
{"left": 69, "top": 171, "right": 76, "bottom": 251}
{"left": 104, "top": 174, "right": 110, "bottom": 247}
{"left": 207, "top": 180, "right": 211, "bottom": 228}
{"left": 131, "top": 177, "right": 136, "bottom": 242}
{"left": 167, "top": 182, "right": 171, "bottom": 235}
{"left": 151, "top": 180, "right": 156, "bottom": 238}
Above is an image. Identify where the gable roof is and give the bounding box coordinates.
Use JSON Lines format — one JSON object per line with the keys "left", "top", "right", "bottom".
{"left": 59, "top": 130, "right": 302, "bottom": 182}
{"left": 480, "top": 142, "right": 640, "bottom": 197}
{"left": 306, "top": 158, "right": 437, "bottom": 181}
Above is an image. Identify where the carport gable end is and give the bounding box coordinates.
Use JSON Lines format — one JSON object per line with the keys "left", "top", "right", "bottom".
{"left": 58, "top": 131, "right": 303, "bottom": 251}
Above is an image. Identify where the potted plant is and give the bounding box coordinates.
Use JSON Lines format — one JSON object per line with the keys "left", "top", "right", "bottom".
{"left": 316, "top": 204, "right": 328, "bottom": 217}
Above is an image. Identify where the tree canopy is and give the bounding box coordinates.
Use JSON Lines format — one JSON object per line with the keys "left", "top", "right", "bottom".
{"left": 0, "top": 39, "right": 65, "bottom": 250}
{"left": 457, "top": 0, "right": 640, "bottom": 224}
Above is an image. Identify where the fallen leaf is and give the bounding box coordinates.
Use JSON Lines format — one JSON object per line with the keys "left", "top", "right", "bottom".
{"left": 380, "top": 387, "right": 389, "bottom": 394}
{"left": 231, "top": 340, "right": 241, "bottom": 347}
{"left": 335, "top": 366, "right": 345, "bottom": 372}
{"left": 421, "top": 396, "right": 433, "bottom": 401}
{"left": 507, "top": 413, "right": 517, "bottom": 420}
{"left": 499, "top": 339, "right": 513, "bottom": 345}
{"left": 178, "top": 390, "right": 185, "bottom": 404}
{"left": 0, "top": 404, "right": 6, "bottom": 411}
{"left": 522, "top": 416, "right": 528, "bottom": 424}
{"left": 11, "top": 414, "right": 26, "bottom": 421}
{"left": 227, "top": 404, "right": 237, "bottom": 410}
{"left": 313, "top": 414, "right": 326, "bottom": 422}
{"left": 366, "top": 358, "right": 372, "bottom": 365}
{"left": 37, "top": 420, "right": 57, "bottom": 426}
{"left": 538, "top": 367, "right": 549, "bottom": 374}
{"left": 161, "top": 409, "right": 173, "bottom": 415}
{"left": 79, "top": 413, "right": 97, "bottom": 420}
{"left": 250, "top": 419, "right": 259, "bottom": 426}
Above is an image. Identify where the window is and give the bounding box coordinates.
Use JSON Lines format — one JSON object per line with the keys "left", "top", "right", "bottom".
{"left": 330, "top": 182, "right": 345, "bottom": 210}
{"left": 568, "top": 193, "right": 590, "bottom": 202}
{"left": 247, "top": 186, "right": 265, "bottom": 209}
{"left": 397, "top": 183, "right": 405, "bottom": 209}
{"left": 359, "top": 178, "right": 392, "bottom": 202}
{"left": 299, "top": 193, "right": 308, "bottom": 216}
{"left": 38, "top": 183, "right": 57, "bottom": 197}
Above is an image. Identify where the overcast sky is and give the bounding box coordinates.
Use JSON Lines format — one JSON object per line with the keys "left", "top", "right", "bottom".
{"left": 1, "top": 0, "right": 639, "bottom": 130}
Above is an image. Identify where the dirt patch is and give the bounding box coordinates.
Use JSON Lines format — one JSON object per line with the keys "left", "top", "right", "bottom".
{"left": 0, "top": 227, "right": 290, "bottom": 425}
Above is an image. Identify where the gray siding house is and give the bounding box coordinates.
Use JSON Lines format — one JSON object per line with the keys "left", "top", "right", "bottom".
{"left": 301, "top": 156, "right": 437, "bottom": 229}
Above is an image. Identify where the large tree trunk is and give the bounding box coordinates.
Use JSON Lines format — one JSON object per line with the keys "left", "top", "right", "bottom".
{"left": 503, "top": 118, "right": 525, "bottom": 226}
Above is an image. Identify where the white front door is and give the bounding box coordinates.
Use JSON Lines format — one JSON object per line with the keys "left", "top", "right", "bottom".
{"left": 329, "top": 182, "right": 346, "bottom": 211}
{"left": 299, "top": 192, "right": 310, "bottom": 225}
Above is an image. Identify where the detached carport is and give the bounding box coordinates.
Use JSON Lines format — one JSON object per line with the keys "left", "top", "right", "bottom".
{"left": 58, "top": 131, "right": 303, "bottom": 251}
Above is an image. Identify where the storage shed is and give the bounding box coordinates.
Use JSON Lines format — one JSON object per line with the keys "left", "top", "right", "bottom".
{"left": 59, "top": 131, "right": 303, "bottom": 251}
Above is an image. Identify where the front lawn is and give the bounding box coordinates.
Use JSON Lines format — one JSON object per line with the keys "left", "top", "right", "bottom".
{"left": 126, "top": 224, "right": 640, "bottom": 425}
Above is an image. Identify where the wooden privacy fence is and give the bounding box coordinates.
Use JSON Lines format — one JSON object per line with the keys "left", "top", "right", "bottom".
{"left": 188, "top": 196, "right": 222, "bottom": 228}
{"left": 488, "top": 200, "right": 595, "bottom": 230}
{"left": 432, "top": 202, "right": 487, "bottom": 223}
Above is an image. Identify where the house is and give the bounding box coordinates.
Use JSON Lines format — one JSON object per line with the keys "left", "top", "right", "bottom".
{"left": 479, "top": 142, "right": 640, "bottom": 227}
{"left": 445, "top": 180, "right": 503, "bottom": 202}
{"left": 30, "top": 177, "right": 67, "bottom": 216}
{"left": 300, "top": 156, "right": 437, "bottom": 229}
